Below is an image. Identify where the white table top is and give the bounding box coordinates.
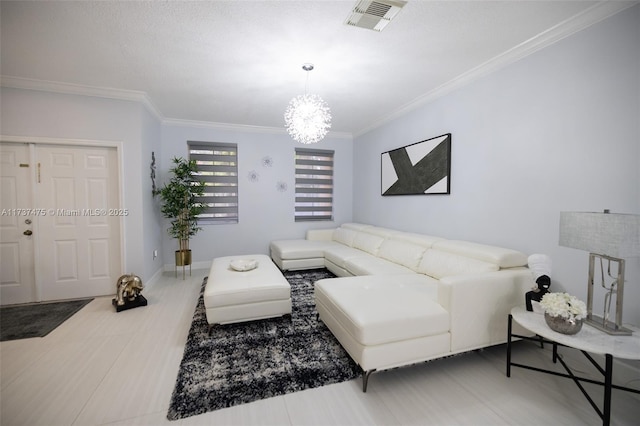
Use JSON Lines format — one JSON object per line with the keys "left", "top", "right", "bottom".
{"left": 511, "top": 306, "right": 640, "bottom": 360}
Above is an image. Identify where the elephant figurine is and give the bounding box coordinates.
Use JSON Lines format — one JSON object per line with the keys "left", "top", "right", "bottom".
{"left": 115, "top": 274, "right": 144, "bottom": 306}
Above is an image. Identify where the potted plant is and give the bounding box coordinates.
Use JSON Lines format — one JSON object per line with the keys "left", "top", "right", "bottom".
{"left": 155, "top": 157, "right": 205, "bottom": 276}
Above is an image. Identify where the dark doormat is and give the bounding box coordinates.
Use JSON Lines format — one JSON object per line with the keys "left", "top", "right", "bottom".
{"left": 0, "top": 298, "right": 94, "bottom": 342}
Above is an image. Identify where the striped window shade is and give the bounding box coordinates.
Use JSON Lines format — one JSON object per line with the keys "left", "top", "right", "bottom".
{"left": 295, "top": 148, "right": 334, "bottom": 222}
{"left": 188, "top": 141, "right": 238, "bottom": 223}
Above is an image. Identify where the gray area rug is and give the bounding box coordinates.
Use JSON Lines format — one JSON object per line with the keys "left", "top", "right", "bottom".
{"left": 167, "top": 268, "right": 361, "bottom": 420}
{"left": 0, "top": 298, "right": 93, "bottom": 341}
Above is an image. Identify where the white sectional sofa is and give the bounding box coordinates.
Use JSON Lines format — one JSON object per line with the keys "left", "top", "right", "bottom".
{"left": 270, "top": 223, "right": 534, "bottom": 391}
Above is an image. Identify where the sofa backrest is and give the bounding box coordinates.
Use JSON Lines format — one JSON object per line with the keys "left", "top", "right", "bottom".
{"left": 332, "top": 227, "right": 357, "bottom": 246}
{"left": 432, "top": 240, "right": 528, "bottom": 269}
{"left": 378, "top": 239, "right": 427, "bottom": 271}
{"left": 392, "top": 231, "right": 444, "bottom": 248}
{"left": 418, "top": 249, "right": 499, "bottom": 279}
{"left": 352, "top": 232, "right": 385, "bottom": 255}
{"left": 359, "top": 225, "right": 397, "bottom": 239}
{"left": 331, "top": 223, "right": 528, "bottom": 277}
{"left": 340, "top": 223, "right": 371, "bottom": 231}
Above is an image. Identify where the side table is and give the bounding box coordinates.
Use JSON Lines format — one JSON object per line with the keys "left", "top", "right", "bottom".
{"left": 507, "top": 306, "right": 640, "bottom": 426}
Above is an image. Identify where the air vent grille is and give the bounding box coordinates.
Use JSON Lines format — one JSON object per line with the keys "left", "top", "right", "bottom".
{"left": 360, "top": 2, "right": 392, "bottom": 18}
{"left": 345, "top": 0, "right": 407, "bottom": 32}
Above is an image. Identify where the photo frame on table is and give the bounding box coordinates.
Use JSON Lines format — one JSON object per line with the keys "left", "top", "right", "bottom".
{"left": 381, "top": 133, "right": 451, "bottom": 196}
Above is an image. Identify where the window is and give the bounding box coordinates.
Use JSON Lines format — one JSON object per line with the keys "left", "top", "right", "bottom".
{"left": 188, "top": 141, "right": 238, "bottom": 223}
{"left": 295, "top": 148, "right": 334, "bottom": 222}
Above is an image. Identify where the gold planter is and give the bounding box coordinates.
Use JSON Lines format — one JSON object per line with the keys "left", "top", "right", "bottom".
{"left": 175, "top": 249, "right": 192, "bottom": 266}
{"left": 175, "top": 249, "right": 192, "bottom": 279}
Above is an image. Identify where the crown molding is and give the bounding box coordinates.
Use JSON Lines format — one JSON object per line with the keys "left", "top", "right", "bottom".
{"left": 0, "top": 75, "right": 164, "bottom": 122}
{"left": 162, "top": 117, "right": 352, "bottom": 139}
{"left": 0, "top": 75, "right": 352, "bottom": 139}
{"left": 162, "top": 117, "right": 288, "bottom": 134}
{"left": 353, "top": 0, "right": 637, "bottom": 138}
{"left": 0, "top": 134, "right": 123, "bottom": 150}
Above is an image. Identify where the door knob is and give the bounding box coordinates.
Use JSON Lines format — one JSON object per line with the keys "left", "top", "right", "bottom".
{"left": 23, "top": 230, "right": 33, "bottom": 236}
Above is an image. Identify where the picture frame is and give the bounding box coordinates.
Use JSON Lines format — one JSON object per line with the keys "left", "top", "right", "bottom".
{"left": 381, "top": 133, "right": 451, "bottom": 196}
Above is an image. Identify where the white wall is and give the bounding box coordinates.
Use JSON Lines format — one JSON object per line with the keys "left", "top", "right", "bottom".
{"left": 140, "top": 106, "right": 164, "bottom": 280}
{"left": 159, "top": 123, "right": 353, "bottom": 266}
{"left": 0, "top": 87, "right": 157, "bottom": 282}
{"left": 353, "top": 6, "right": 640, "bottom": 326}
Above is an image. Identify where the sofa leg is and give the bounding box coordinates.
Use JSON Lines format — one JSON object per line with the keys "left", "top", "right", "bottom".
{"left": 362, "top": 369, "right": 376, "bottom": 392}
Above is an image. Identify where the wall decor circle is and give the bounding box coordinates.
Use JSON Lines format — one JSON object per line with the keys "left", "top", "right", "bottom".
{"left": 262, "top": 156, "right": 274, "bottom": 167}
{"left": 247, "top": 170, "right": 259, "bottom": 182}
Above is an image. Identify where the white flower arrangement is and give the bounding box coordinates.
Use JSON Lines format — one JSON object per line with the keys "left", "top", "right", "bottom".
{"left": 540, "top": 292, "right": 587, "bottom": 320}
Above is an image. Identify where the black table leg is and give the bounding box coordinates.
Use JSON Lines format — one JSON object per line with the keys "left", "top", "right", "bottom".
{"left": 603, "top": 354, "right": 613, "bottom": 426}
{"left": 507, "top": 314, "right": 512, "bottom": 377}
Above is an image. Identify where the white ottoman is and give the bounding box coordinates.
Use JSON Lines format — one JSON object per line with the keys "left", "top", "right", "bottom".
{"left": 204, "top": 254, "right": 291, "bottom": 326}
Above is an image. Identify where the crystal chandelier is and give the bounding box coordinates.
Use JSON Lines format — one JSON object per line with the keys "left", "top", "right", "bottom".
{"left": 284, "top": 64, "right": 332, "bottom": 144}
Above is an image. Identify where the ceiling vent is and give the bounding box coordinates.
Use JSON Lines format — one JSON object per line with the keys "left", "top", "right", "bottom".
{"left": 345, "top": 0, "right": 407, "bottom": 32}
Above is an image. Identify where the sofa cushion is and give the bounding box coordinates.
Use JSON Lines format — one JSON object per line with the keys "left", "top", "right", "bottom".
{"left": 418, "top": 249, "right": 499, "bottom": 279}
{"left": 352, "top": 232, "right": 385, "bottom": 255}
{"left": 315, "top": 275, "right": 448, "bottom": 346}
{"left": 378, "top": 239, "right": 427, "bottom": 270}
{"left": 345, "top": 256, "right": 415, "bottom": 276}
{"left": 324, "top": 245, "right": 368, "bottom": 268}
{"left": 432, "top": 240, "right": 527, "bottom": 268}
{"left": 333, "top": 227, "right": 357, "bottom": 246}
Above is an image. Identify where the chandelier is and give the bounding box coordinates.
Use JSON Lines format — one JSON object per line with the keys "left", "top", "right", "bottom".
{"left": 284, "top": 64, "right": 332, "bottom": 144}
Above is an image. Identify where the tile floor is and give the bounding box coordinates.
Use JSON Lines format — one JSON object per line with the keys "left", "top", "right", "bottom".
{"left": 1, "top": 268, "right": 639, "bottom": 425}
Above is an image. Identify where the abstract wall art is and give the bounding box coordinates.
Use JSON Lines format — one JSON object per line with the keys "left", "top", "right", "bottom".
{"left": 381, "top": 133, "right": 451, "bottom": 196}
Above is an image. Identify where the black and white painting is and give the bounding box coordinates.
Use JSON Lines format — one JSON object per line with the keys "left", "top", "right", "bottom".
{"left": 381, "top": 133, "right": 451, "bottom": 196}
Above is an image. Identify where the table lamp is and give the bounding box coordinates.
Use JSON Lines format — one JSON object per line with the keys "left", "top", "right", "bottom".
{"left": 559, "top": 211, "right": 640, "bottom": 335}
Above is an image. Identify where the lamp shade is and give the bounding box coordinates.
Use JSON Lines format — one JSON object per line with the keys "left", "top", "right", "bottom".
{"left": 559, "top": 212, "right": 640, "bottom": 258}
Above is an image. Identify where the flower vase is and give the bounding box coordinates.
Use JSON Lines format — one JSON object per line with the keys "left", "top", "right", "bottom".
{"left": 544, "top": 313, "right": 583, "bottom": 335}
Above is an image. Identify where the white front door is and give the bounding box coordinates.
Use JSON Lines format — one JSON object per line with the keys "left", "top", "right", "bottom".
{"left": 0, "top": 143, "right": 36, "bottom": 305}
{"left": 36, "top": 144, "right": 121, "bottom": 301}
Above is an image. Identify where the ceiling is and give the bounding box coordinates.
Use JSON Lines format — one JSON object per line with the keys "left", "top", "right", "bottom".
{"left": 1, "top": 1, "right": 635, "bottom": 137}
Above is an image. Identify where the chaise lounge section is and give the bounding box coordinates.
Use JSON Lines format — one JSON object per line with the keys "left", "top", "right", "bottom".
{"left": 270, "top": 223, "right": 534, "bottom": 390}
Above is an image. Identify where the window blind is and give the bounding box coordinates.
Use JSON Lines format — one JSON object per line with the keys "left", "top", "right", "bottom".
{"left": 188, "top": 141, "right": 238, "bottom": 223}
{"left": 295, "top": 148, "right": 334, "bottom": 222}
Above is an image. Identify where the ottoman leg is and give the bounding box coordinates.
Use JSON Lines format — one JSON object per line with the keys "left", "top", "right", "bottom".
{"left": 362, "top": 369, "right": 376, "bottom": 392}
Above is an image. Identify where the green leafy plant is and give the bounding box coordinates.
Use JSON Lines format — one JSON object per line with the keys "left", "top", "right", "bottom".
{"left": 155, "top": 157, "right": 206, "bottom": 255}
